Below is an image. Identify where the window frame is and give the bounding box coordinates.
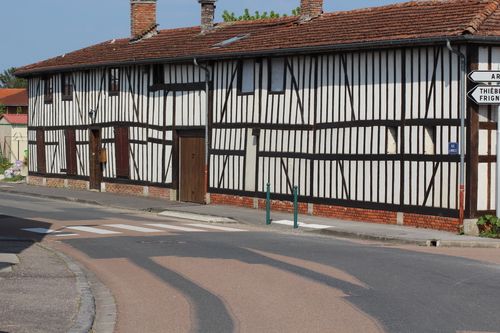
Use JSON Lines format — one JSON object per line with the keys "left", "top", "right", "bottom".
{"left": 43, "top": 76, "right": 53, "bottom": 104}
{"left": 152, "top": 64, "right": 164, "bottom": 85}
{"left": 109, "top": 67, "right": 120, "bottom": 96}
{"left": 268, "top": 57, "right": 286, "bottom": 94}
{"left": 237, "top": 59, "right": 255, "bottom": 95}
{"left": 61, "top": 73, "right": 73, "bottom": 101}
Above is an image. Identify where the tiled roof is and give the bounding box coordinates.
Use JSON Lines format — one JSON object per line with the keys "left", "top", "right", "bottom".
{"left": 0, "top": 89, "right": 25, "bottom": 99}
{"left": 0, "top": 114, "right": 28, "bottom": 125}
{"left": 15, "top": 0, "right": 500, "bottom": 75}
{"left": 0, "top": 89, "right": 28, "bottom": 106}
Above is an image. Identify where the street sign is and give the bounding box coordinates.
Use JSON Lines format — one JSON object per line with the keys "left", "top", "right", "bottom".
{"left": 448, "top": 142, "right": 458, "bottom": 155}
{"left": 468, "top": 85, "right": 500, "bottom": 104}
{"left": 468, "top": 70, "right": 500, "bottom": 83}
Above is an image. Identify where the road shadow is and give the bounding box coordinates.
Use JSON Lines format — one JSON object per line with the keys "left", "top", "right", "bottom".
{"left": 0, "top": 214, "right": 52, "bottom": 271}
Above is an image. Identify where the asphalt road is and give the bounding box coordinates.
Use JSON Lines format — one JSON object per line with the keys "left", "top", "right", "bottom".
{"left": 2, "top": 194, "right": 500, "bottom": 332}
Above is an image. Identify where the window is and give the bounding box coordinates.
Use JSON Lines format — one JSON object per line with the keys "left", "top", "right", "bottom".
{"left": 61, "top": 73, "right": 73, "bottom": 100}
{"left": 153, "top": 64, "right": 164, "bottom": 85}
{"left": 43, "top": 76, "right": 53, "bottom": 103}
{"left": 109, "top": 68, "right": 120, "bottom": 95}
{"left": 269, "top": 57, "right": 285, "bottom": 93}
{"left": 386, "top": 126, "right": 398, "bottom": 154}
{"left": 238, "top": 59, "right": 254, "bottom": 94}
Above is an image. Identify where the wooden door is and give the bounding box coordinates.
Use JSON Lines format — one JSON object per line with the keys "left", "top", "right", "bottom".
{"left": 180, "top": 137, "right": 205, "bottom": 203}
{"left": 89, "top": 129, "right": 102, "bottom": 190}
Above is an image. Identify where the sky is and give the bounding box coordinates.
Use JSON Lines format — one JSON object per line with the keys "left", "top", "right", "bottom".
{"left": 0, "top": 0, "right": 403, "bottom": 75}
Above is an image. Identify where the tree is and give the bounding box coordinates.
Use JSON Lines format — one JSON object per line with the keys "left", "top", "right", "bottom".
{"left": 0, "top": 67, "right": 27, "bottom": 89}
{"left": 0, "top": 102, "right": 6, "bottom": 117}
{"left": 222, "top": 7, "right": 300, "bottom": 22}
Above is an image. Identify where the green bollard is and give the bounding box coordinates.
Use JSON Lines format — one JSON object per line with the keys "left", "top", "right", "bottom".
{"left": 294, "top": 185, "right": 298, "bottom": 229}
{"left": 266, "top": 183, "right": 271, "bottom": 225}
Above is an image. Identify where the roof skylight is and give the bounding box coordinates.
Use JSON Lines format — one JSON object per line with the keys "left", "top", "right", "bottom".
{"left": 212, "top": 34, "right": 251, "bottom": 48}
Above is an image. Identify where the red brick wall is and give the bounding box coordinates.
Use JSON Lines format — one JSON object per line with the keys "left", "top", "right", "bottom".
{"left": 404, "top": 213, "right": 459, "bottom": 233}
{"left": 66, "top": 179, "right": 88, "bottom": 190}
{"left": 131, "top": 1, "right": 156, "bottom": 37}
{"left": 27, "top": 176, "right": 44, "bottom": 186}
{"left": 147, "top": 186, "right": 171, "bottom": 200}
{"left": 105, "top": 183, "right": 144, "bottom": 196}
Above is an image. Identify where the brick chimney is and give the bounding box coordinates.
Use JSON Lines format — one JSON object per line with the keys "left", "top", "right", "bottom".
{"left": 198, "top": 0, "right": 218, "bottom": 34}
{"left": 130, "top": 0, "right": 157, "bottom": 39}
{"left": 300, "top": 0, "right": 323, "bottom": 21}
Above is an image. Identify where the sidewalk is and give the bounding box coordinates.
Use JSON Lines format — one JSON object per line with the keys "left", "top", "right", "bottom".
{"left": 1, "top": 181, "right": 500, "bottom": 248}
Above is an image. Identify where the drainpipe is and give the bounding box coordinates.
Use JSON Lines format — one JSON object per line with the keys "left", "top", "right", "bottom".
{"left": 193, "top": 58, "right": 210, "bottom": 203}
{"left": 446, "top": 40, "right": 466, "bottom": 227}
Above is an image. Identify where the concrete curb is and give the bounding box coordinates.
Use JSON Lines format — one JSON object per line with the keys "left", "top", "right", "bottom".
{"left": 37, "top": 244, "right": 96, "bottom": 333}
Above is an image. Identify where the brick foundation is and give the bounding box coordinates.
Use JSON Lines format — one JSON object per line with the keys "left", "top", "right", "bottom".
{"left": 210, "top": 193, "right": 460, "bottom": 232}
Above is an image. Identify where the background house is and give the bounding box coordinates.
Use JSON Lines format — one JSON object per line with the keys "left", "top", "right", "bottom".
{"left": 14, "top": 0, "right": 500, "bottom": 232}
{"left": 0, "top": 89, "right": 28, "bottom": 114}
{"left": 0, "top": 114, "right": 28, "bottom": 163}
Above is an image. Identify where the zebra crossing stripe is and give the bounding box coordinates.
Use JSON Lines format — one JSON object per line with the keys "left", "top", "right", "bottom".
{"left": 22, "top": 228, "right": 61, "bottom": 234}
{"left": 66, "top": 226, "right": 121, "bottom": 234}
{"left": 104, "top": 224, "right": 163, "bottom": 232}
{"left": 185, "top": 223, "right": 245, "bottom": 232}
{"left": 145, "top": 223, "right": 208, "bottom": 232}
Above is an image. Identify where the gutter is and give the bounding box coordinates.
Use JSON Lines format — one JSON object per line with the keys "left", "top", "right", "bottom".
{"left": 14, "top": 35, "right": 500, "bottom": 77}
{"left": 446, "top": 40, "right": 466, "bottom": 228}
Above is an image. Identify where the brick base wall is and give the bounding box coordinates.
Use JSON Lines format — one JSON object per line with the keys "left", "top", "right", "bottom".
{"left": 210, "top": 193, "right": 460, "bottom": 232}
{"left": 26, "top": 176, "right": 171, "bottom": 201}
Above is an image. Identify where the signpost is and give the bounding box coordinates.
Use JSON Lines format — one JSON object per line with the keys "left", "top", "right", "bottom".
{"left": 468, "top": 70, "right": 500, "bottom": 83}
{"left": 468, "top": 70, "right": 500, "bottom": 216}
{"left": 468, "top": 85, "right": 500, "bottom": 104}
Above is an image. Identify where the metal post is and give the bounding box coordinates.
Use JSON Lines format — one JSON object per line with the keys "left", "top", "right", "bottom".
{"left": 293, "top": 185, "right": 298, "bottom": 229}
{"left": 266, "top": 183, "right": 271, "bottom": 225}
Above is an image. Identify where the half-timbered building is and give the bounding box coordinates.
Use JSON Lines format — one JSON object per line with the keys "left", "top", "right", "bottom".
{"left": 15, "top": 0, "right": 500, "bottom": 232}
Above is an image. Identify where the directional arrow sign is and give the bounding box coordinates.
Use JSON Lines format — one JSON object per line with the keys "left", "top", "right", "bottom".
{"left": 468, "top": 85, "right": 500, "bottom": 104}
{"left": 468, "top": 70, "right": 500, "bottom": 83}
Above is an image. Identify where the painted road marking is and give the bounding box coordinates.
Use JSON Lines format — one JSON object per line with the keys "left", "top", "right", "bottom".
{"left": 145, "top": 223, "right": 208, "bottom": 232}
{"left": 185, "top": 223, "right": 245, "bottom": 232}
{"left": 66, "top": 226, "right": 122, "bottom": 235}
{"left": 22, "top": 228, "right": 62, "bottom": 234}
{"left": 105, "top": 224, "right": 164, "bottom": 233}
{"left": 272, "top": 220, "right": 334, "bottom": 229}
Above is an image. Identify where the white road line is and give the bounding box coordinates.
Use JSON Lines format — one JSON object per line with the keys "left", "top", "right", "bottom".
{"left": 66, "top": 226, "right": 122, "bottom": 235}
{"left": 21, "top": 228, "right": 62, "bottom": 234}
{"left": 272, "top": 220, "right": 334, "bottom": 229}
{"left": 145, "top": 223, "right": 208, "bottom": 232}
{"left": 104, "top": 224, "right": 164, "bottom": 232}
{"left": 185, "top": 223, "right": 245, "bottom": 232}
